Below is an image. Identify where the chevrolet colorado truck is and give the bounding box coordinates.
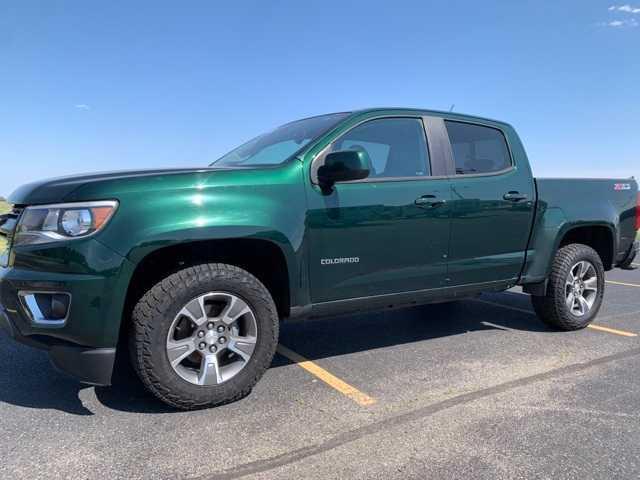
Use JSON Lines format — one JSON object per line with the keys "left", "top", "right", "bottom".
{"left": 1, "top": 108, "right": 638, "bottom": 410}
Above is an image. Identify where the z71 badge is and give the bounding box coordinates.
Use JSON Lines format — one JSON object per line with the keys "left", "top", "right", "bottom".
{"left": 614, "top": 183, "right": 631, "bottom": 191}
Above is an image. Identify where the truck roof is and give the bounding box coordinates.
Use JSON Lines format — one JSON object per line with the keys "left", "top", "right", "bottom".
{"left": 349, "top": 107, "right": 512, "bottom": 128}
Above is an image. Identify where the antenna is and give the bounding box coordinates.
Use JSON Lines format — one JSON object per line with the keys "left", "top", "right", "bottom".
{"left": 449, "top": 104, "right": 455, "bottom": 112}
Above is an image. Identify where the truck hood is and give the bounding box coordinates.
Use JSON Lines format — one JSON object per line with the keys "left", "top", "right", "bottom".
{"left": 8, "top": 167, "right": 241, "bottom": 205}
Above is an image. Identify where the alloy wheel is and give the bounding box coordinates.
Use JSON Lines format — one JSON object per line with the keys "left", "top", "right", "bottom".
{"left": 564, "top": 260, "right": 598, "bottom": 317}
{"left": 165, "top": 292, "right": 258, "bottom": 386}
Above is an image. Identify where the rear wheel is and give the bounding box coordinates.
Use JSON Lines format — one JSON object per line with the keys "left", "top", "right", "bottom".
{"left": 129, "top": 264, "right": 279, "bottom": 410}
{"left": 532, "top": 244, "right": 605, "bottom": 331}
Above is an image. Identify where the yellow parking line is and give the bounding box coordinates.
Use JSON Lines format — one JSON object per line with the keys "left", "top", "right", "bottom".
{"left": 276, "top": 344, "right": 377, "bottom": 407}
{"left": 472, "top": 298, "right": 637, "bottom": 338}
{"left": 586, "top": 324, "right": 637, "bottom": 337}
{"left": 606, "top": 280, "right": 640, "bottom": 288}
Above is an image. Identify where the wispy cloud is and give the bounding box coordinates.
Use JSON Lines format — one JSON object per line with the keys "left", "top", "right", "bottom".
{"left": 602, "top": 18, "right": 639, "bottom": 27}
{"left": 602, "top": 5, "right": 640, "bottom": 27}
{"left": 609, "top": 4, "right": 640, "bottom": 13}
{"left": 74, "top": 104, "right": 91, "bottom": 110}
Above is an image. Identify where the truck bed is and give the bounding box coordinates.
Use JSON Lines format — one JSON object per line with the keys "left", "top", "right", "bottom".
{"left": 521, "top": 177, "right": 638, "bottom": 283}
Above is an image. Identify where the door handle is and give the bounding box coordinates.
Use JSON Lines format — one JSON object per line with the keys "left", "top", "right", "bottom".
{"left": 415, "top": 195, "right": 446, "bottom": 208}
{"left": 503, "top": 191, "right": 528, "bottom": 202}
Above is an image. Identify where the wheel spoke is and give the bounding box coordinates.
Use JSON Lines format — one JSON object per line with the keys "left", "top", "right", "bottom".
{"left": 167, "top": 337, "right": 196, "bottom": 367}
{"left": 583, "top": 277, "right": 598, "bottom": 292}
{"left": 566, "top": 291, "right": 575, "bottom": 310}
{"left": 578, "top": 295, "right": 590, "bottom": 315}
{"left": 227, "top": 335, "right": 257, "bottom": 362}
{"left": 179, "top": 297, "right": 207, "bottom": 326}
{"left": 579, "top": 262, "right": 591, "bottom": 280}
{"left": 198, "top": 353, "right": 221, "bottom": 385}
{"left": 220, "top": 296, "right": 251, "bottom": 325}
{"left": 574, "top": 262, "right": 584, "bottom": 280}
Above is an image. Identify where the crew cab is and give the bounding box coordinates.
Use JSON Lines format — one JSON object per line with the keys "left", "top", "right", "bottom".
{"left": 1, "top": 108, "right": 638, "bottom": 409}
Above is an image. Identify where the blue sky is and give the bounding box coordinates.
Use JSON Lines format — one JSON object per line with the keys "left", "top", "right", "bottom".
{"left": 1, "top": 1, "right": 639, "bottom": 196}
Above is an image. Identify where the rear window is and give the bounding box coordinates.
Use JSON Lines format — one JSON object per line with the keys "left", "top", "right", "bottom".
{"left": 445, "top": 121, "right": 511, "bottom": 175}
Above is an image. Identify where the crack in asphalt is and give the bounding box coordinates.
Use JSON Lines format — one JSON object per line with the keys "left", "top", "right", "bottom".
{"left": 195, "top": 347, "right": 640, "bottom": 480}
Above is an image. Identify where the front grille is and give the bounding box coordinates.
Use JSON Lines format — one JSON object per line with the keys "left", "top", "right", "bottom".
{"left": 0, "top": 206, "right": 23, "bottom": 267}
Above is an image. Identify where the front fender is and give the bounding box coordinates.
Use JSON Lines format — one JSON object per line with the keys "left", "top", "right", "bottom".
{"left": 87, "top": 162, "right": 308, "bottom": 314}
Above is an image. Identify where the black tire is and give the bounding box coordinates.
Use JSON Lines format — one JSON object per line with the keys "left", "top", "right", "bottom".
{"left": 531, "top": 243, "right": 605, "bottom": 331}
{"left": 129, "top": 263, "right": 279, "bottom": 410}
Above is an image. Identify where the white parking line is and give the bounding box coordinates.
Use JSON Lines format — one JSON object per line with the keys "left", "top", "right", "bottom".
{"left": 473, "top": 298, "right": 532, "bottom": 314}
{"left": 607, "top": 280, "right": 640, "bottom": 288}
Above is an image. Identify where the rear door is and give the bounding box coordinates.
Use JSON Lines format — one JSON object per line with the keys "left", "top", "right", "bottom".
{"left": 306, "top": 116, "right": 452, "bottom": 303}
{"left": 442, "top": 119, "right": 536, "bottom": 285}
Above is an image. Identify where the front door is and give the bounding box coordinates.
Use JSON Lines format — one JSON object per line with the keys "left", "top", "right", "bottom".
{"left": 305, "top": 116, "right": 452, "bottom": 303}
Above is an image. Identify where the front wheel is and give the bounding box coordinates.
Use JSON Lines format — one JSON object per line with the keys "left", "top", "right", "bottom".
{"left": 532, "top": 244, "right": 605, "bottom": 331}
{"left": 129, "top": 264, "right": 279, "bottom": 410}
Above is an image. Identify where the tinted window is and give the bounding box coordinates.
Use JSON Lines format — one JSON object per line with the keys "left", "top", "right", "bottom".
{"left": 332, "top": 118, "right": 430, "bottom": 178}
{"left": 445, "top": 121, "right": 511, "bottom": 175}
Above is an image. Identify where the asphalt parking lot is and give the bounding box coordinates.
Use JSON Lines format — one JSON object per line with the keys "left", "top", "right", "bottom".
{"left": 2, "top": 263, "right": 640, "bottom": 480}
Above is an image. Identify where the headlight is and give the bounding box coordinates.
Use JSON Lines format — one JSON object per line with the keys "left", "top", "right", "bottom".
{"left": 14, "top": 201, "right": 118, "bottom": 246}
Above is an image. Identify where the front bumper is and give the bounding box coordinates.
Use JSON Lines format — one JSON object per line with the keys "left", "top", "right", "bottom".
{"left": 0, "top": 305, "right": 116, "bottom": 385}
{"left": 0, "top": 238, "right": 134, "bottom": 386}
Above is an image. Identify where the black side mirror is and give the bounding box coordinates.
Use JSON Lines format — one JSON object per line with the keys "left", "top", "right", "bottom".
{"left": 317, "top": 150, "right": 371, "bottom": 191}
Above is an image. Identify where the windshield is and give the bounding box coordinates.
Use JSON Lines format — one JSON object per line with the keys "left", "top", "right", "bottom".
{"left": 210, "top": 113, "right": 349, "bottom": 167}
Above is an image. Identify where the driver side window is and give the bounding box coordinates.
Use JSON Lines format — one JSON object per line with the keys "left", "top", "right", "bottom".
{"left": 330, "top": 118, "right": 431, "bottom": 179}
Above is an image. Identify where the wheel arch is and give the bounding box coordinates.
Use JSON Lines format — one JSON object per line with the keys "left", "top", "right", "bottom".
{"left": 521, "top": 219, "right": 617, "bottom": 287}
{"left": 118, "top": 237, "right": 295, "bottom": 347}
{"left": 556, "top": 223, "right": 615, "bottom": 270}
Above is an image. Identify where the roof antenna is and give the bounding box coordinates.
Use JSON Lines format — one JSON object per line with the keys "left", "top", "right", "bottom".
{"left": 449, "top": 104, "right": 455, "bottom": 112}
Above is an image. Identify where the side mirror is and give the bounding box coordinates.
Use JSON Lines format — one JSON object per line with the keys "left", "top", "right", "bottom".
{"left": 317, "top": 150, "right": 371, "bottom": 191}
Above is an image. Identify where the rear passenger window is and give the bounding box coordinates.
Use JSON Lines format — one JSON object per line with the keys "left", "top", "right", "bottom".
{"left": 445, "top": 121, "right": 511, "bottom": 175}
{"left": 332, "top": 118, "right": 430, "bottom": 178}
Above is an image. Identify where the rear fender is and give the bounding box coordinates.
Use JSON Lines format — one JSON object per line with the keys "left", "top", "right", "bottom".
{"left": 520, "top": 201, "right": 617, "bottom": 283}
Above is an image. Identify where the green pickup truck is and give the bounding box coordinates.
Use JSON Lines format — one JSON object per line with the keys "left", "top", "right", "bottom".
{"left": 1, "top": 108, "right": 638, "bottom": 409}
